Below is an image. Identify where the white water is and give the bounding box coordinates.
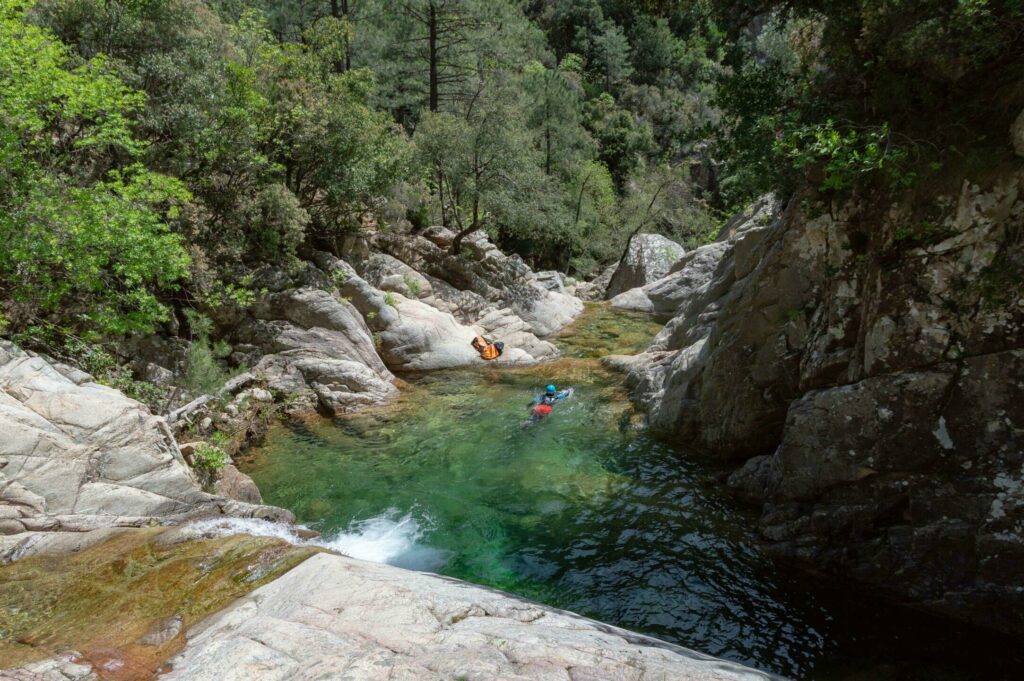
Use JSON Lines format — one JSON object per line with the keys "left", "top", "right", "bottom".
{"left": 184, "top": 509, "right": 448, "bottom": 570}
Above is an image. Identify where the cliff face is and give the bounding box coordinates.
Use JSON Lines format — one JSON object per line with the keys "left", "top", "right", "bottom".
{"left": 610, "top": 167, "right": 1024, "bottom": 636}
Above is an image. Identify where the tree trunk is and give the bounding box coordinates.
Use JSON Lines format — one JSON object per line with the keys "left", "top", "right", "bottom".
{"left": 573, "top": 171, "right": 593, "bottom": 226}
{"left": 341, "top": 0, "right": 351, "bottom": 71}
{"left": 450, "top": 221, "right": 481, "bottom": 255}
{"left": 328, "top": 0, "right": 347, "bottom": 73}
{"left": 428, "top": 2, "right": 439, "bottom": 112}
{"left": 545, "top": 125, "right": 552, "bottom": 175}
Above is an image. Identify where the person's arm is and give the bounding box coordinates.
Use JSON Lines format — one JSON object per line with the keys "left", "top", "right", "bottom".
{"left": 527, "top": 395, "right": 540, "bottom": 407}
{"left": 555, "top": 389, "right": 572, "bottom": 400}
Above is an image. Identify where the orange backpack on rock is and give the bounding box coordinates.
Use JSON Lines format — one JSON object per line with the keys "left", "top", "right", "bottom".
{"left": 471, "top": 335, "right": 504, "bottom": 360}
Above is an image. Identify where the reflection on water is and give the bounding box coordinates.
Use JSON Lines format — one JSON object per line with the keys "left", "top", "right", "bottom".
{"left": 242, "top": 306, "right": 1024, "bottom": 681}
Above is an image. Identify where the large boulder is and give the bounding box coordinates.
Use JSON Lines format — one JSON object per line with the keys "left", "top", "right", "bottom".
{"left": 361, "top": 253, "right": 433, "bottom": 300}
{"left": 373, "top": 230, "right": 583, "bottom": 337}
{"left": 614, "top": 173, "right": 1024, "bottom": 635}
{"left": 161, "top": 552, "right": 780, "bottom": 681}
{"left": 473, "top": 307, "right": 559, "bottom": 362}
{"left": 0, "top": 344, "right": 291, "bottom": 562}
{"left": 605, "top": 233, "right": 685, "bottom": 298}
{"left": 313, "top": 252, "right": 559, "bottom": 370}
{"left": 213, "top": 464, "right": 262, "bottom": 505}
{"left": 607, "top": 286, "right": 654, "bottom": 313}
{"left": 379, "top": 295, "right": 554, "bottom": 370}
{"left": 240, "top": 288, "right": 399, "bottom": 414}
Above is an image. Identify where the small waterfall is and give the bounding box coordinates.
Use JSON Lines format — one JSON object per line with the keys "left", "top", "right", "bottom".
{"left": 184, "top": 509, "right": 447, "bottom": 571}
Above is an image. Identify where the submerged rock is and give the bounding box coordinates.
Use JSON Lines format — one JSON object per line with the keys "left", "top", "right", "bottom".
{"left": 161, "top": 552, "right": 780, "bottom": 681}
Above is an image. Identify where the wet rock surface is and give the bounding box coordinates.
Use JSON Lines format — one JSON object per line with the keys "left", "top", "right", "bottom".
{"left": 612, "top": 174, "right": 1024, "bottom": 635}
{"left": 0, "top": 529, "right": 317, "bottom": 679}
{"left": 160, "top": 552, "right": 780, "bottom": 681}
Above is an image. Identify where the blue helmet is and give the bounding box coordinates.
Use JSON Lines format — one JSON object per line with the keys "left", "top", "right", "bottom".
{"left": 546, "top": 384, "right": 556, "bottom": 394}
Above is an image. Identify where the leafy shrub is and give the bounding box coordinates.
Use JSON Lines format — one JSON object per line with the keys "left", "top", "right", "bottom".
{"left": 0, "top": 1, "right": 191, "bottom": 338}
{"left": 56, "top": 337, "right": 168, "bottom": 410}
{"left": 181, "top": 310, "right": 232, "bottom": 394}
{"left": 383, "top": 292, "right": 398, "bottom": 308}
{"left": 192, "top": 442, "right": 228, "bottom": 476}
{"left": 775, "top": 121, "right": 912, "bottom": 192}
{"left": 402, "top": 275, "right": 421, "bottom": 297}
{"left": 245, "top": 183, "right": 310, "bottom": 262}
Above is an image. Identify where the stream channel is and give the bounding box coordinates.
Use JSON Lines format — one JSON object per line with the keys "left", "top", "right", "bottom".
{"left": 241, "top": 305, "right": 1024, "bottom": 681}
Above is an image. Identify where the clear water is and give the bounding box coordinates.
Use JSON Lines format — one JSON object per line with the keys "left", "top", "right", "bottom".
{"left": 242, "top": 306, "right": 1024, "bottom": 681}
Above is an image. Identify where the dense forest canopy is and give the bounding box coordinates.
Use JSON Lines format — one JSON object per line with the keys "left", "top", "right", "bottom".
{"left": 1, "top": 0, "right": 1022, "bottom": 358}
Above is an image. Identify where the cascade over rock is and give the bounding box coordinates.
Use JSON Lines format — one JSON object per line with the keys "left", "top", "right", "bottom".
{"left": 608, "top": 173, "right": 1024, "bottom": 636}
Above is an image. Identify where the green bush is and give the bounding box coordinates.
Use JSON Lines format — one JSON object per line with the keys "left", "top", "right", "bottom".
{"left": 402, "top": 275, "right": 421, "bottom": 297}
{"left": 775, "top": 121, "right": 912, "bottom": 192}
{"left": 54, "top": 337, "right": 169, "bottom": 410}
{"left": 192, "top": 442, "right": 228, "bottom": 476}
{"left": 0, "top": 1, "right": 190, "bottom": 338}
{"left": 181, "top": 310, "right": 233, "bottom": 394}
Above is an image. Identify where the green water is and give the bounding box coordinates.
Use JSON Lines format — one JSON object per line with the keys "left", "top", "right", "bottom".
{"left": 243, "top": 305, "right": 1023, "bottom": 681}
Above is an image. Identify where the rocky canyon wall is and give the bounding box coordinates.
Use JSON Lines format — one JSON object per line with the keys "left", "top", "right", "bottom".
{"left": 608, "top": 167, "right": 1024, "bottom": 636}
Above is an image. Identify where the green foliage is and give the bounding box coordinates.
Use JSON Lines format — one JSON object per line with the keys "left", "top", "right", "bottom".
{"left": 12, "top": 0, "right": 1012, "bottom": 340}
{"left": 893, "top": 220, "right": 950, "bottom": 246}
{"left": 712, "top": 1, "right": 1024, "bottom": 203}
{"left": 202, "top": 276, "right": 260, "bottom": 310}
{"left": 403, "top": 275, "right": 421, "bottom": 297}
{"left": 382, "top": 292, "right": 398, "bottom": 308}
{"left": 209, "top": 430, "right": 232, "bottom": 450}
{"left": 192, "top": 442, "right": 228, "bottom": 474}
{"left": 776, "top": 121, "right": 912, "bottom": 192}
{"left": 0, "top": 0, "right": 190, "bottom": 337}
{"left": 583, "top": 93, "right": 655, "bottom": 189}
{"left": 57, "top": 337, "right": 168, "bottom": 409}
{"left": 181, "top": 310, "right": 234, "bottom": 394}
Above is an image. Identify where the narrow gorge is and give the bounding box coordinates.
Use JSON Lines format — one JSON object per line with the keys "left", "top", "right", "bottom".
{"left": 2, "top": 1, "right": 1023, "bottom": 680}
